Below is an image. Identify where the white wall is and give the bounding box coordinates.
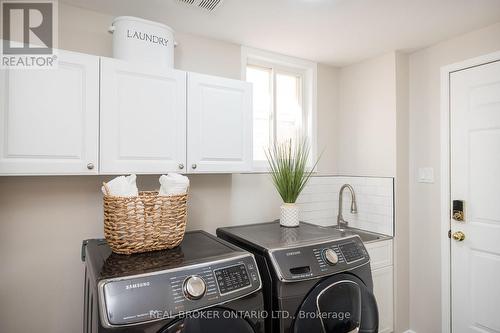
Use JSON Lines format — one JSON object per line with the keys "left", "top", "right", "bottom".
{"left": 317, "top": 64, "right": 339, "bottom": 173}
{"left": 319, "top": 51, "right": 410, "bottom": 331}
{"left": 334, "top": 51, "right": 410, "bottom": 332}
{"left": 408, "top": 21, "right": 500, "bottom": 333}
{"left": 337, "top": 52, "right": 397, "bottom": 177}
{"left": 394, "top": 52, "right": 410, "bottom": 333}
{"left": 59, "top": 2, "right": 242, "bottom": 80}
{"left": 0, "top": 3, "right": 339, "bottom": 333}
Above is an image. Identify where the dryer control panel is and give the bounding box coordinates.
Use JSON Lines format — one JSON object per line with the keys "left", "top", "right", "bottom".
{"left": 99, "top": 254, "right": 261, "bottom": 327}
{"left": 268, "top": 235, "right": 370, "bottom": 282}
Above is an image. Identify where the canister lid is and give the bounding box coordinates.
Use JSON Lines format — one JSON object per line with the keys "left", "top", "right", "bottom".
{"left": 111, "top": 16, "right": 174, "bottom": 33}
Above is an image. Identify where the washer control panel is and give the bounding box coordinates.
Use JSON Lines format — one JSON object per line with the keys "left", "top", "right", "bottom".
{"left": 100, "top": 254, "right": 261, "bottom": 327}
{"left": 215, "top": 263, "right": 251, "bottom": 294}
{"left": 269, "top": 236, "right": 369, "bottom": 282}
{"left": 339, "top": 242, "right": 366, "bottom": 263}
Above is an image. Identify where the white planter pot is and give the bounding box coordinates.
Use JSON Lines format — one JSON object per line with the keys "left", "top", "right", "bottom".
{"left": 280, "top": 203, "right": 299, "bottom": 227}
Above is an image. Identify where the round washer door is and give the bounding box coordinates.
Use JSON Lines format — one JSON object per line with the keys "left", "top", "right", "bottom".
{"left": 160, "top": 307, "right": 256, "bottom": 333}
{"left": 292, "top": 273, "right": 378, "bottom": 333}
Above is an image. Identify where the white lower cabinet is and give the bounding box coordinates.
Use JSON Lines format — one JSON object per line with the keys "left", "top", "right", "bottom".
{"left": 0, "top": 50, "right": 99, "bottom": 175}
{"left": 372, "top": 265, "right": 394, "bottom": 333}
{"left": 187, "top": 72, "right": 253, "bottom": 173}
{"left": 99, "top": 57, "right": 187, "bottom": 174}
{"left": 366, "top": 240, "right": 394, "bottom": 333}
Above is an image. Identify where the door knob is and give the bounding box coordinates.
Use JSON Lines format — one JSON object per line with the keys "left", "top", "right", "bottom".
{"left": 178, "top": 163, "right": 184, "bottom": 170}
{"left": 192, "top": 164, "right": 197, "bottom": 170}
{"left": 87, "top": 163, "right": 94, "bottom": 170}
{"left": 452, "top": 231, "right": 466, "bottom": 241}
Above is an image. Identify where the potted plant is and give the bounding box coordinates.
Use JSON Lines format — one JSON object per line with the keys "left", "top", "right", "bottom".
{"left": 266, "top": 138, "right": 320, "bottom": 227}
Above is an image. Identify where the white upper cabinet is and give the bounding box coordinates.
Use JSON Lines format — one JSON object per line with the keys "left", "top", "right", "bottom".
{"left": 187, "top": 72, "right": 253, "bottom": 173}
{"left": 0, "top": 50, "right": 99, "bottom": 175}
{"left": 100, "top": 58, "right": 187, "bottom": 174}
{"left": 1, "top": 48, "right": 253, "bottom": 176}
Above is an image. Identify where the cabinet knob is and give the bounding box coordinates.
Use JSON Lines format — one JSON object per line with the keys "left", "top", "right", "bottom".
{"left": 178, "top": 163, "right": 184, "bottom": 170}
{"left": 87, "top": 163, "right": 94, "bottom": 170}
{"left": 192, "top": 164, "right": 197, "bottom": 170}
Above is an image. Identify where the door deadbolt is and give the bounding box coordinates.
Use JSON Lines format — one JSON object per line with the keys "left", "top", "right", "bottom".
{"left": 452, "top": 200, "right": 465, "bottom": 222}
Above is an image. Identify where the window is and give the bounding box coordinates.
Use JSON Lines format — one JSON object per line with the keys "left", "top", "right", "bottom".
{"left": 242, "top": 47, "right": 317, "bottom": 169}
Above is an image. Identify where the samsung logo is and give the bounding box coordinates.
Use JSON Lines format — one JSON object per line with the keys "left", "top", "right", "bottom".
{"left": 125, "top": 281, "right": 151, "bottom": 290}
{"left": 286, "top": 251, "right": 301, "bottom": 256}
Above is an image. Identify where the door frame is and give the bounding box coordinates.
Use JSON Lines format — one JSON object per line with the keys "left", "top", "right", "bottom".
{"left": 439, "top": 50, "right": 500, "bottom": 333}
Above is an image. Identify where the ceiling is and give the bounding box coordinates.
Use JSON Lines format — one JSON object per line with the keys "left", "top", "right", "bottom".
{"left": 61, "top": 0, "right": 500, "bottom": 66}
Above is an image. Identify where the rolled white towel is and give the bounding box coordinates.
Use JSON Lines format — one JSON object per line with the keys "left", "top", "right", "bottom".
{"left": 102, "top": 174, "right": 139, "bottom": 197}
{"left": 159, "top": 173, "right": 189, "bottom": 196}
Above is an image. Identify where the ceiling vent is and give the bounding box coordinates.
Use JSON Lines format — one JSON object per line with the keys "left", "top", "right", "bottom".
{"left": 176, "top": 0, "right": 224, "bottom": 12}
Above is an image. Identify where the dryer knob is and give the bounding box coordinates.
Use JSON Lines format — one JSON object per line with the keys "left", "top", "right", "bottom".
{"left": 323, "top": 249, "right": 339, "bottom": 265}
{"left": 183, "top": 275, "right": 206, "bottom": 300}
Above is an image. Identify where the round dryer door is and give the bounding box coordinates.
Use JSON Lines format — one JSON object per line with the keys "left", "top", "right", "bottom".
{"left": 160, "top": 307, "right": 256, "bottom": 333}
{"left": 292, "top": 273, "right": 378, "bottom": 333}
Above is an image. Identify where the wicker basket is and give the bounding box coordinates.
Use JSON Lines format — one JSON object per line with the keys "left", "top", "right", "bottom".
{"left": 102, "top": 183, "right": 188, "bottom": 255}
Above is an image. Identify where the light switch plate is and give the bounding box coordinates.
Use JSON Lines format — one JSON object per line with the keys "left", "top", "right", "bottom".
{"left": 418, "top": 167, "right": 434, "bottom": 183}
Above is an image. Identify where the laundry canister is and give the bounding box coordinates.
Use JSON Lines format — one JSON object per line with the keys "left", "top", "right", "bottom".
{"left": 109, "top": 16, "right": 175, "bottom": 68}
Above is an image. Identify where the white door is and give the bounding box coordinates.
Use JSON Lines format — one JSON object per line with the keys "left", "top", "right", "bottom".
{"left": 187, "top": 72, "right": 252, "bottom": 173}
{"left": 0, "top": 50, "right": 99, "bottom": 175}
{"left": 450, "top": 60, "right": 500, "bottom": 332}
{"left": 100, "top": 58, "right": 187, "bottom": 174}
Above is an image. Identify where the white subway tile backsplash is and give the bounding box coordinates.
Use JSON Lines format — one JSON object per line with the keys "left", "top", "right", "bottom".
{"left": 297, "top": 176, "right": 394, "bottom": 236}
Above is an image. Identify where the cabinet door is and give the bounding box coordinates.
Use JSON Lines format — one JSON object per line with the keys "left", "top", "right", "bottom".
{"left": 372, "top": 266, "right": 394, "bottom": 333}
{"left": 187, "top": 72, "right": 252, "bottom": 173}
{"left": 0, "top": 50, "right": 99, "bottom": 175}
{"left": 365, "top": 240, "right": 393, "bottom": 270}
{"left": 366, "top": 240, "right": 394, "bottom": 333}
{"left": 100, "top": 58, "right": 187, "bottom": 174}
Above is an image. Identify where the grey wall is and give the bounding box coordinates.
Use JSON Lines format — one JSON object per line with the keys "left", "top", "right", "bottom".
{"left": 0, "top": 3, "right": 339, "bottom": 333}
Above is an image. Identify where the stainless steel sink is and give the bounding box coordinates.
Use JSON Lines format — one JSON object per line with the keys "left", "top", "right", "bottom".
{"left": 332, "top": 226, "right": 389, "bottom": 243}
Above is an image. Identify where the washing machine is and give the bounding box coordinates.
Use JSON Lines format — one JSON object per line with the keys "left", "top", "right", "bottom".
{"left": 217, "top": 221, "right": 379, "bottom": 333}
{"left": 82, "top": 231, "right": 265, "bottom": 333}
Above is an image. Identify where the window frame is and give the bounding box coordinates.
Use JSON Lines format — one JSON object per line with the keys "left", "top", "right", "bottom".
{"left": 241, "top": 46, "right": 318, "bottom": 172}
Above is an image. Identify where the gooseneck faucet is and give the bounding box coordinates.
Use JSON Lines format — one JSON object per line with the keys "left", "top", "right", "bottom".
{"left": 337, "top": 184, "right": 358, "bottom": 229}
